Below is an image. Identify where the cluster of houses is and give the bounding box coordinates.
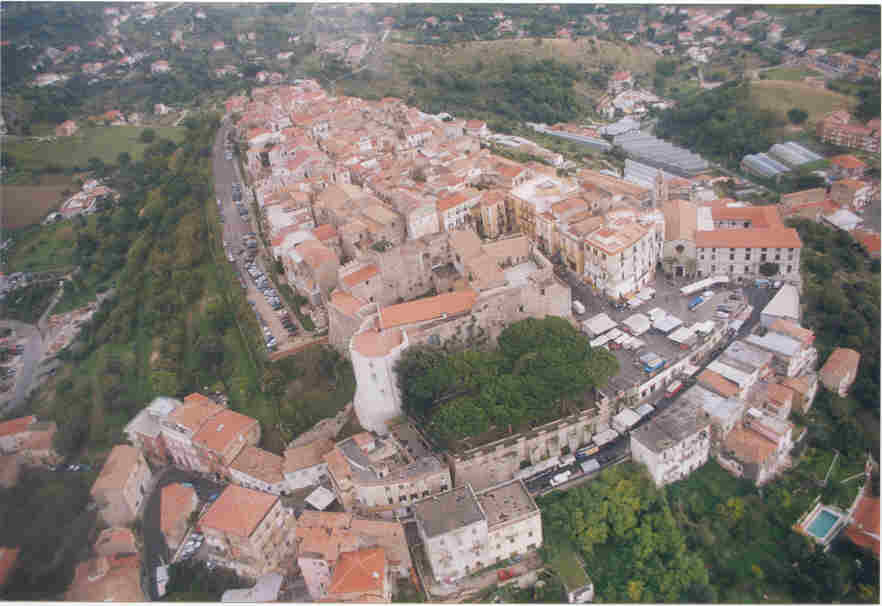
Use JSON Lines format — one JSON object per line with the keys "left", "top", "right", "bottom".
{"left": 805, "top": 47, "right": 881, "bottom": 81}
{"left": 816, "top": 110, "right": 881, "bottom": 155}
{"left": 595, "top": 70, "right": 673, "bottom": 119}
{"left": 632, "top": 281, "right": 863, "bottom": 489}
{"left": 40, "top": 387, "right": 541, "bottom": 600}
{"left": 46, "top": 179, "right": 118, "bottom": 222}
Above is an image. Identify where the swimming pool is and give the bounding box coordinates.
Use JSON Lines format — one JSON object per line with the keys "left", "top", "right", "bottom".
{"left": 807, "top": 509, "right": 839, "bottom": 539}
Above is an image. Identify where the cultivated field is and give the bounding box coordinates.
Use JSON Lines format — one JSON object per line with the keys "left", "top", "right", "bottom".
{"left": 1, "top": 174, "right": 77, "bottom": 229}
{"left": 749, "top": 80, "right": 857, "bottom": 125}
{"left": 4, "top": 125, "right": 186, "bottom": 172}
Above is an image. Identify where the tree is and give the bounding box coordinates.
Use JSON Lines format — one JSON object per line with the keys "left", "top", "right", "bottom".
{"left": 139, "top": 128, "right": 156, "bottom": 143}
{"left": 759, "top": 262, "right": 779, "bottom": 277}
{"left": 117, "top": 151, "right": 131, "bottom": 167}
{"left": 787, "top": 108, "right": 808, "bottom": 125}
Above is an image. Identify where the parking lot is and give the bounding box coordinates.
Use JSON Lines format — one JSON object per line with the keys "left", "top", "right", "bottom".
{"left": 213, "top": 122, "right": 304, "bottom": 354}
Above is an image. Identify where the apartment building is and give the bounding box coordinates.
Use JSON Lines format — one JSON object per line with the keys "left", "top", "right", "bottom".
{"left": 295, "top": 511, "right": 411, "bottom": 599}
{"left": 90, "top": 445, "right": 152, "bottom": 527}
{"left": 630, "top": 398, "right": 710, "bottom": 487}
{"left": 816, "top": 111, "right": 880, "bottom": 154}
{"left": 323, "top": 547, "right": 391, "bottom": 602}
{"left": 583, "top": 210, "right": 664, "bottom": 298}
{"left": 744, "top": 331, "right": 817, "bottom": 379}
{"left": 324, "top": 432, "right": 451, "bottom": 517}
{"left": 717, "top": 408, "right": 795, "bottom": 486}
{"left": 694, "top": 205, "right": 802, "bottom": 283}
{"left": 199, "top": 484, "right": 296, "bottom": 579}
{"left": 413, "top": 479, "right": 542, "bottom": 583}
{"left": 65, "top": 528, "right": 144, "bottom": 602}
{"left": 160, "top": 483, "right": 199, "bottom": 551}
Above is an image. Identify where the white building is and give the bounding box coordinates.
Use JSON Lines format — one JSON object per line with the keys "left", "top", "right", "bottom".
{"left": 760, "top": 284, "right": 800, "bottom": 327}
{"left": 349, "top": 327, "right": 410, "bottom": 434}
{"left": 583, "top": 210, "right": 664, "bottom": 299}
{"left": 414, "top": 480, "right": 542, "bottom": 583}
{"left": 630, "top": 398, "right": 710, "bottom": 487}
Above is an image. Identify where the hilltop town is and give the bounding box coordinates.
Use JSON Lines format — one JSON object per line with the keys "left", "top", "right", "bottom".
{"left": 0, "top": 3, "right": 880, "bottom": 604}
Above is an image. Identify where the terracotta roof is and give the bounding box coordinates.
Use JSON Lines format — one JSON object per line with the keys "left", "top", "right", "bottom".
{"left": 91, "top": 445, "right": 143, "bottom": 499}
{"left": 766, "top": 382, "right": 794, "bottom": 406}
{"left": 299, "top": 510, "right": 354, "bottom": 530}
{"left": 379, "top": 289, "right": 478, "bottom": 330}
{"left": 323, "top": 447, "right": 353, "bottom": 484}
{"left": 159, "top": 483, "right": 198, "bottom": 537}
{"left": 342, "top": 265, "right": 379, "bottom": 288}
{"left": 295, "top": 239, "right": 339, "bottom": 269}
{"left": 20, "top": 422, "right": 56, "bottom": 451}
{"left": 284, "top": 439, "right": 335, "bottom": 474}
{"left": 313, "top": 224, "right": 338, "bottom": 241}
{"left": 724, "top": 425, "right": 776, "bottom": 465}
{"left": 199, "top": 484, "right": 277, "bottom": 538}
{"left": 169, "top": 394, "right": 224, "bottom": 433}
{"left": 830, "top": 154, "right": 867, "bottom": 169}
{"left": 819, "top": 347, "right": 861, "bottom": 384}
{"left": 327, "top": 547, "right": 386, "bottom": 597}
{"left": 0, "top": 415, "right": 35, "bottom": 438}
{"left": 853, "top": 229, "right": 881, "bottom": 257}
{"left": 192, "top": 409, "right": 258, "bottom": 455}
{"left": 231, "top": 446, "right": 284, "bottom": 485}
{"left": 94, "top": 528, "right": 137, "bottom": 557}
{"left": 779, "top": 375, "right": 814, "bottom": 398}
{"left": 0, "top": 547, "right": 20, "bottom": 589}
{"left": 329, "top": 290, "right": 367, "bottom": 317}
{"left": 709, "top": 204, "right": 780, "bottom": 227}
{"left": 465, "top": 120, "right": 486, "bottom": 129}
{"left": 844, "top": 490, "right": 880, "bottom": 556}
{"left": 437, "top": 191, "right": 473, "bottom": 212}
{"left": 770, "top": 319, "right": 814, "bottom": 344}
{"left": 611, "top": 70, "right": 632, "bottom": 80}
{"left": 698, "top": 369, "right": 740, "bottom": 398}
{"left": 66, "top": 553, "right": 143, "bottom": 602}
{"left": 351, "top": 329, "right": 404, "bottom": 358}
{"left": 448, "top": 229, "right": 483, "bottom": 261}
{"left": 695, "top": 228, "right": 802, "bottom": 249}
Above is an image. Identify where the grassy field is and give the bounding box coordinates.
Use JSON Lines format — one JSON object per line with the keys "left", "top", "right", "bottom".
{"left": 0, "top": 174, "right": 77, "bottom": 229}
{"left": 4, "top": 126, "right": 186, "bottom": 172}
{"left": 761, "top": 66, "right": 823, "bottom": 81}
{"left": 749, "top": 80, "right": 857, "bottom": 125}
{"left": 5, "top": 220, "right": 82, "bottom": 273}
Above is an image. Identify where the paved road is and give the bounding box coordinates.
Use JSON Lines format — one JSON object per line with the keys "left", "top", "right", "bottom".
{"left": 212, "top": 119, "right": 305, "bottom": 352}
{"left": 2, "top": 279, "right": 65, "bottom": 414}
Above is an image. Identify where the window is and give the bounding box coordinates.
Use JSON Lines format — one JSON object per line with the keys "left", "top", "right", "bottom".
{"left": 787, "top": 265, "right": 792, "bottom": 273}
{"left": 729, "top": 254, "right": 734, "bottom": 261}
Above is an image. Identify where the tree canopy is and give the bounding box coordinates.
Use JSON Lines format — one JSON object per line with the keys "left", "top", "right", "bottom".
{"left": 539, "top": 463, "right": 712, "bottom": 602}
{"left": 395, "top": 316, "right": 619, "bottom": 446}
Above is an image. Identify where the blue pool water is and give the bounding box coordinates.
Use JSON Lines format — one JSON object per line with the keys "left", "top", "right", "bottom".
{"left": 807, "top": 510, "right": 839, "bottom": 538}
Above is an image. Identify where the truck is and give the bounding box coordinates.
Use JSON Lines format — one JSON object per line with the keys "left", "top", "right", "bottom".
{"left": 572, "top": 300, "right": 586, "bottom": 315}
{"left": 665, "top": 380, "right": 684, "bottom": 397}
{"left": 550, "top": 471, "right": 572, "bottom": 487}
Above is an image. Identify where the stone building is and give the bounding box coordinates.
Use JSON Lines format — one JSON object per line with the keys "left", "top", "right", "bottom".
{"left": 199, "top": 484, "right": 296, "bottom": 579}
{"left": 283, "top": 439, "right": 334, "bottom": 491}
{"left": 413, "top": 479, "right": 542, "bottom": 583}
{"left": 324, "top": 432, "right": 451, "bottom": 517}
{"left": 630, "top": 398, "right": 710, "bottom": 487}
{"left": 90, "top": 445, "right": 152, "bottom": 527}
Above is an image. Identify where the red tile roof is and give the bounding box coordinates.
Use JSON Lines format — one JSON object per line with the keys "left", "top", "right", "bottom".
{"left": 160, "top": 483, "right": 198, "bottom": 536}
{"left": 327, "top": 547, "right": 386, "bottom": 598}
{"left": 844, "top": 490, "right": 880, "bottom": 557}
{"left": 698, "top": 369, "right": 740, "bottom": 398}
{"left": 90, "top": 445, "right": 143, "bottom": 499}
{"left": 819, "top": 347, "right": 861, "bottom": 385}
{"left": 284, "top": 439, "right": 335, "bottom": 473}
{"left": 379, "top": 289, "right": 478, "bottom": 330}
{"left": 94, "top": 528, "right": 137, "bottom": 557}
{"left": 329, "top": 290, "right": 367, "bottom": 317}
{"left": 230, "top": 445, "right": 284, "bottom": 485}
{"left": 313, "top": 224, "right": 338, "bottom": 241}
{"left": 342, "top": 265, "right": 379, "bottom": 288}
{"left": 169, "top": 394, "right": 224, "bottom": 433}
{"left": 0, "top": 415, "right": 35, "bottom": 438}
{"left": 695, "top": 228, "right": 802, "bottom": 249}
{"left": 199, "top": 484, "right": 277, "bottom": 538}
{"left": 192, "top": 409, "right": 258, "bottom": 455}
{"left": 830, "top": 154, "right": 867, "bottom": 169}
{"left": 352, "top": 329, "right": 404, "bottom": 358}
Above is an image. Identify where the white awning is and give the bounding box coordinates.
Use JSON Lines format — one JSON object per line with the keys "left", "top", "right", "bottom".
{"left": 653, "top": 314, "right": 683, "bottom": 334}
{"left": 583, "top": 313, "right": 618, "bottom": 337}
{"left": 623, "top": 313, "right": 652, "bottom": 336}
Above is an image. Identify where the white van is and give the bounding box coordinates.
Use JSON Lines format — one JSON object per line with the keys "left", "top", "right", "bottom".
{"left": 573, "top": 300, "right": 586, "bottom": 315}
